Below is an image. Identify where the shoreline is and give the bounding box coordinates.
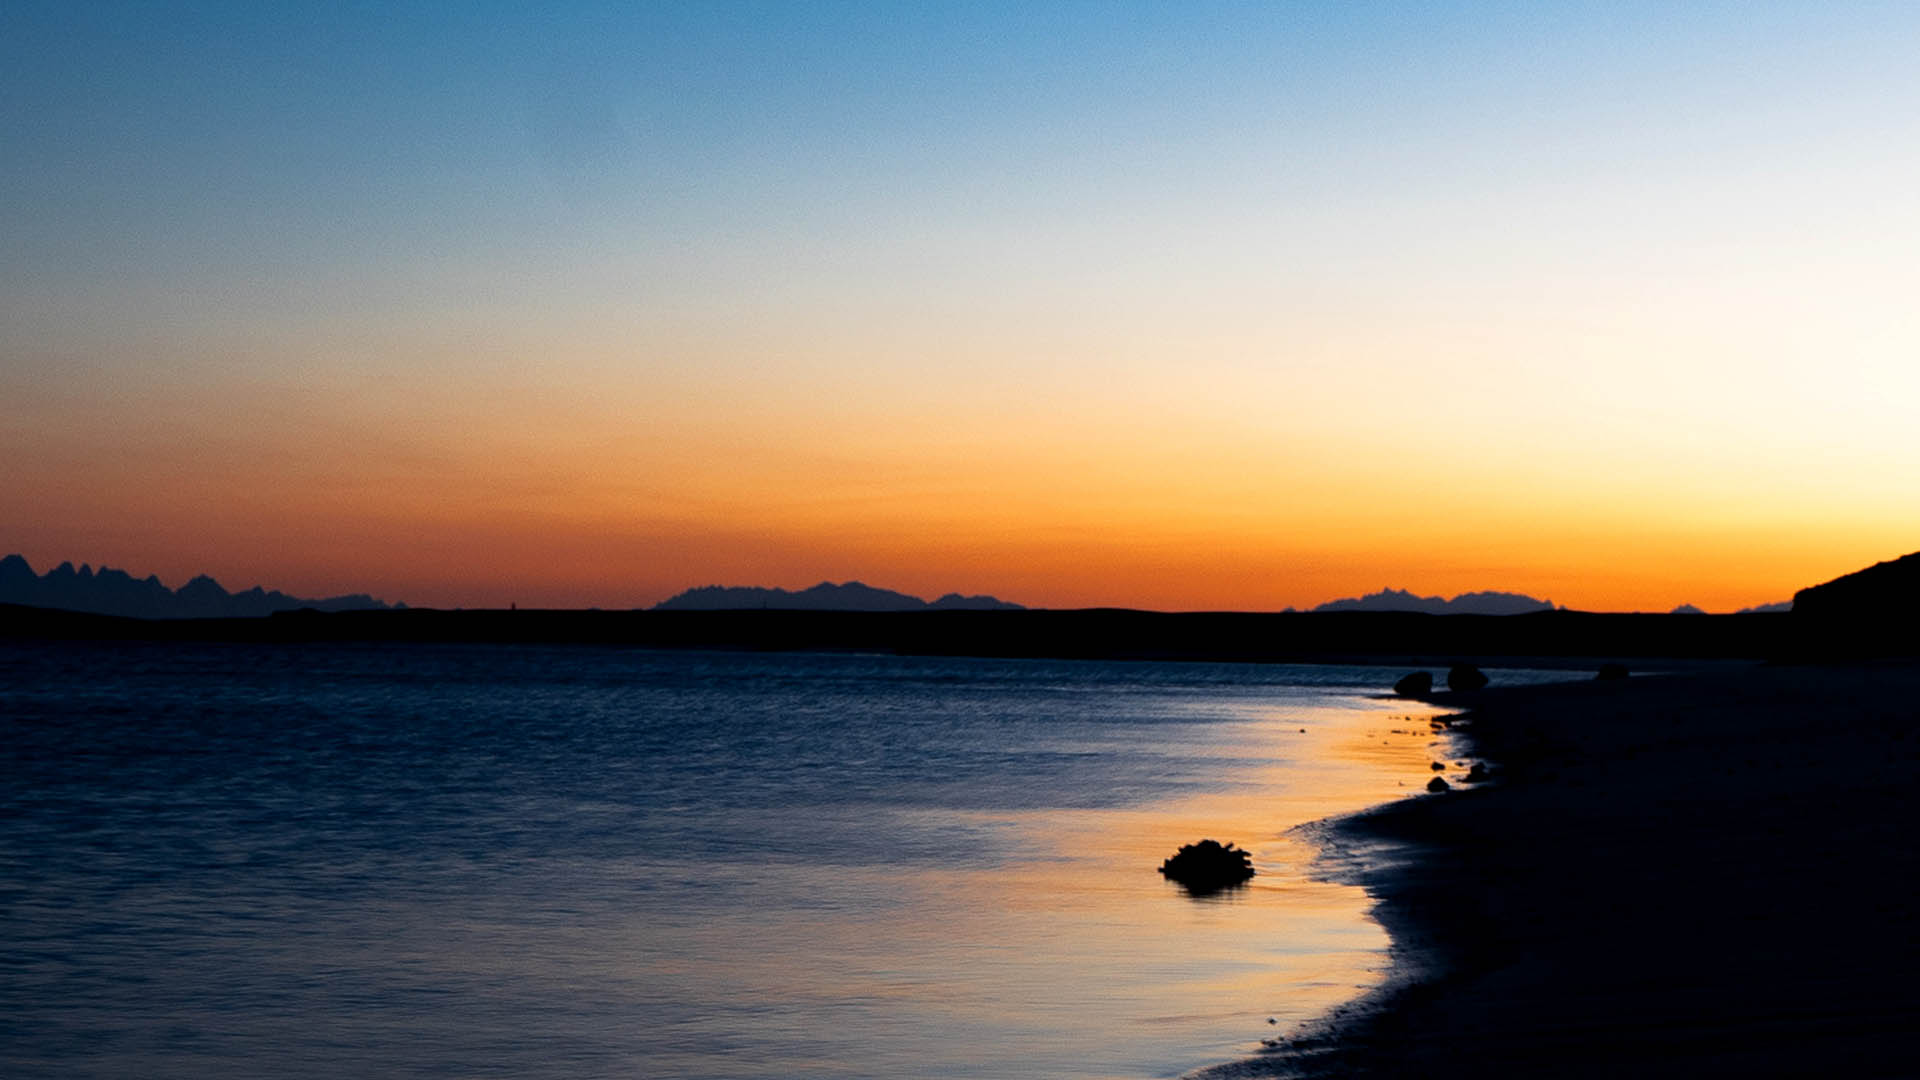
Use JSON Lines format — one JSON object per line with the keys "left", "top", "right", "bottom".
{"left": 1195, "top": 661, "right": 1920, "bottom": 1078}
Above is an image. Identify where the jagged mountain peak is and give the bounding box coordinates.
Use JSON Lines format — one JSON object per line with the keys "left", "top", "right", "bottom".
{"left": 0, "top": 554, "right": 395, "bottom": 619}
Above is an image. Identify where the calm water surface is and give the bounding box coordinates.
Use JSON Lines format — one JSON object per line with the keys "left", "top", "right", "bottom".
{"left": 0, "top": 642, "right": 1560, "bottom": 1078}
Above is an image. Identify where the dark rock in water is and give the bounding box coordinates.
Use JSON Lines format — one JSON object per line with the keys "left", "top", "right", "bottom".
{"left": 1394, "top": 671, "right": 1433, "bottom": 697}
{"left": 1596, "top": 663, "right": 1630, "bottom": 680}
{"left": 1447, "top": 664, "right": 1488, "bottom": 692}
{"left": 1159, "top": 839, "right": 1255, "bottom": 894}
{"left": 1427, "top": 776, "right": 1451, "bottom": 793}
{"left": 1430, "top": 761, "right": 1446, "bottom": 771}
{"left": 1465, "top": 762, "right": 1490, "bottom": 783}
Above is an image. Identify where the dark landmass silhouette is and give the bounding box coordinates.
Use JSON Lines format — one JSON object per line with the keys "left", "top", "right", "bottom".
{"left": 1788, "top": 549, "right": 1920, "bottom": 656}
{"left": 1312, "top": 588, "right": 1555, "bottom": 615}
{"left": 1734, "top": 600, "right": 1792, "bottom": 614}
{"left": 653, "top": 581, "right": 1023, "bottom": 612}
{"left": 1792, "top": 549, "right": 1920, "bottom": 618}
{"left": 0, "top": 554, "right": 396, "bottom": 620}
{"left": 1668, "top": 603, "right": 1707, "bottom": 615}
{"left": 0, "top": 602, "right": 1806, "bottom": 662}
{"left": 2, "top": 550, "right": 1907, "bottom": 659}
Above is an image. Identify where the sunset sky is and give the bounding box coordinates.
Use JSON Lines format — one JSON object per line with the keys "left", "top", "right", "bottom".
{"left": 5, "top": 2, "right": 1917, "bottom": 612}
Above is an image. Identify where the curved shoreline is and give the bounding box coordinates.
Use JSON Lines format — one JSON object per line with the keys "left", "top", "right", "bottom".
{"left": 1194, "top": 661, "right": 1920, "bottom": 1079}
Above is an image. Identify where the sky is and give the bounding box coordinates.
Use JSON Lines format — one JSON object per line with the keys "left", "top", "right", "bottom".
{"left": 4, "top": 1, "right": 1917, "bottom": 612}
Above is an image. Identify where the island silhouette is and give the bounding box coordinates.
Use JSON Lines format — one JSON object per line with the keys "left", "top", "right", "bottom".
{"left": 653, "top": 581, "right": 1023, "bottom": 612}
{"left": 1309, "top": 588, "right": 1555, "bottom": 615}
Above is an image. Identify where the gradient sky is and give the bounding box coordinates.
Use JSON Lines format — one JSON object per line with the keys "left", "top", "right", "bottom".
{"left": 4, "top": 1, "right": 1917, "bottom": 611}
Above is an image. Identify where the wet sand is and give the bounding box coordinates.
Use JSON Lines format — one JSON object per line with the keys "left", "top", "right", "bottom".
{"left": 1200, "top": 662, "right": 1920, "bottom": 1079}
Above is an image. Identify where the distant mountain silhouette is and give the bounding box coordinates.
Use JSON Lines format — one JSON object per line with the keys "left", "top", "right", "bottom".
{"left": 0, "top": 554, "right": 396, "bottom": 620}
{"left": 1735, "top": 601, "right": 1792, "bottom": 614}
{"left": 1669, "top": 604, "right": 1708, "bottom": 615}
{"left": 653, "top": 581, "right": 1024, "bottom": 612}
{"left": 1311, "top": 588, "right": 1553, "bottom": 615}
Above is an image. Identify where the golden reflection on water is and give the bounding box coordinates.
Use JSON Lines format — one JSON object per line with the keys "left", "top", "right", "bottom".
{"left": 623, "top": 696, "right": 1465, "bottom": 1079}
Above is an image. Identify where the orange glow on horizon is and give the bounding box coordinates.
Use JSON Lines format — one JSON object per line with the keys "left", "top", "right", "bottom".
{"left": 7, "top": 473, "right": 1903, "bottom": 615}
{"left": 7, "top": 340, "right": 1913, "bottom": 614}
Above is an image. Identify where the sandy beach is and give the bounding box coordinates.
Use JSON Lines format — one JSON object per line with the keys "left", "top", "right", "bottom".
{"left": 1199, "top": 661, "right": 1920, "bottom": 1079}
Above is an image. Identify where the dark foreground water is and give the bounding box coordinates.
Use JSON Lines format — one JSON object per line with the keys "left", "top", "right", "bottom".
{"left": 0, "top": 642, "right": 1558, "bottom": 1079}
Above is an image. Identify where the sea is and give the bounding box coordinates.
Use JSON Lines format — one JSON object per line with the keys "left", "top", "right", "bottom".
{"left": 0, "top": 641, "right": 1569, "bottom": 1079}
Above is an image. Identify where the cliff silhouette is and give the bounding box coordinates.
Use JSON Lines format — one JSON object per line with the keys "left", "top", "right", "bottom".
{"left": 1793, "top": 550, "right": 1920, "bottom": 616}
{"left": 652, "top": 581, "right": 1023, "bottom": 612}
{"left": 1790, "top": 550, "right": 1920, "bottom": 655}
{"left": 0, "top": 555, "right": 395, "bottom": 620}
